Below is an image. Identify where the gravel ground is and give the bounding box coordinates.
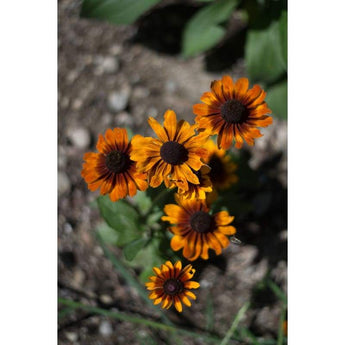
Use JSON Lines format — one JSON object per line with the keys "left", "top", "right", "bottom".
{"left": 58, "top": 1, "right": 287, "bottom": 344}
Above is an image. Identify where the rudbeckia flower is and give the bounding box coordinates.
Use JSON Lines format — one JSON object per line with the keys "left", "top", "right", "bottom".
{"left": 130, "top": 110, "right": 209, "bottom": 191}
{"left": 170, "top": 165, "right": 213, "bottom": 200}
{"left": 162, "top": 195, "right": 237, "bottom": 261}
{"left": 193, "top": 75, "right": 272, "bottom": 149}
{"left": 203, "top": 138, "right": 238, "bottom": 192}
{"left": 81, "top": 128, "right": 148, "bottom": 202}
{"left": 145, "top": 261, "right": 200, "bottom": 312}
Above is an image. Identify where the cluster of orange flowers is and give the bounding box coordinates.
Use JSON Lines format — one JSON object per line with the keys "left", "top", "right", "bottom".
{"left": 81, "top": 75, "right": 272, "bottom": 312}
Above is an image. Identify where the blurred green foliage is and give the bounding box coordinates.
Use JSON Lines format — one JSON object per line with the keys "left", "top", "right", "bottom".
{"left": 182, "top": 0, "right": 239, "bottom": 57}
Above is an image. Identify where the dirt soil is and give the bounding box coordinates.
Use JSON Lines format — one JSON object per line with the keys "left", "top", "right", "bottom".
{"left": 58, "top": 1, "right": 287, "bottom": 344}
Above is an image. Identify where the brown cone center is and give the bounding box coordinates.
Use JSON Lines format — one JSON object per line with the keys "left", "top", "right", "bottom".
{"left": 160, "top": 141, "right": 188, "bottom": 165}
{"left": 105, "top": 150, "right": 131, "bottom": 174}
{"left": 208, "top": 155, "right": 226, "bottom": 183}
{"left": 163, "top": 279, "right": 184, "bottom": 296}
{"left": 190, "top": 211, "right": 214, "bottom": 233}
{"left": 220, "top": 99, "right": 248, "bottom": 124}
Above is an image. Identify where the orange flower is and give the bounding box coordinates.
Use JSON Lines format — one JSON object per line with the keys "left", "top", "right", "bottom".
{"left": 130, "top": 110, "right": 209, "bottom": 191}
{"left": 145, "top": 261, "right": 200, "bottom": 312}
{"left": 170, "top": 165, "right": 213, "bottom": 200}
{"left": 203, "top": 138, "right": 238, "bottom": 191}
{"left": 162, "top": 195, "right": 236, "bottom": 261}
{"left": 81, "top": 128, "right": 148, "bottom": 202}
{"left": 193, "top": 75, "right": 272, "bottom": 149}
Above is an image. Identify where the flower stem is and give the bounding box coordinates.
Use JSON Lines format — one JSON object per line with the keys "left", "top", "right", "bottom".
{"left": 220, "top": 301, "right": 251, "bottom": 345}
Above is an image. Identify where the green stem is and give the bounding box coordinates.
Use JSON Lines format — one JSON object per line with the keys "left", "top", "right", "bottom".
{"left": 220, "top": 301, "right": 251, "bottom": 345}
{"left": 58, "top": 298, "right": 221, "bottom": 343}
{"left": 150, "top": 187, "right": 172, "bottom": 210}
{"left": 267, "top": 279, "right": 287, "bottom": 306}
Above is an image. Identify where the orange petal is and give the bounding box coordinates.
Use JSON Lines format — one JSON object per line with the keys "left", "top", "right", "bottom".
{"left": 170, "top": 236, "right": 185, "bottom": 251}
{"left": 206, "top": 233, "right": 222, "bottom": 255}
{"left": 184, "top": 281, "right": 200, "bottom": 289}
{"left": 163, "top": 110, "right": 177, "bottom": 141}
{"left": 219, "top": 124, "right": 234, "bottom": 150}
{"left": 214, "top": 211, "right": 234, "bottom": 226}
{"left": 221, "top": 75, "right": 235, "bottom": 99}
{"left": 181, "top": 294, "right": 192, "bottom": 307}
{"left": 234, "top": 78, "right": 249, "bottom": 100}
{"left": 180, "top": 164, "right": 200, "bottom": 185}
{"left": 113, "top": 128, "right": 128, "bottom": 152}
{"left": 218, "top": 225, "right": 237, "bottom": 236}
{"left": 148, "top": 117, "right": 169, "bottom": 142}
{"left": 210, "top": 80, "right": 226, "bottom": 103}
{"left": 193, "top": 103, "right": 220, "bottom": 117}
{"left": 214, "top": 231, "right": 230, "bottom": 249}
{"left": 173, "top": 261, "right": 182, "bottom": 278}
{"left": 173, "top": 296, "right": 183, "bottom": 312}
{"left": 184, "top": 290, "right": 196, "bottom": 300}
{"left": 200, "top": 91, "right": 222, "bottom": 107}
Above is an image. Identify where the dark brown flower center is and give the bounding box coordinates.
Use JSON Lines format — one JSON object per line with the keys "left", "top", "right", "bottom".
{"left": 160, "top": 141, "right": 188, "bottom": 165}
{"left": 105, "top": 150, "right": 131, "bottom": 174}
{"left": 208, "top": 155, "right": 226, "bottom": 183}
{"left": 163, "top": 279, "right": 184, "bottom": 296}
{"left": 190, "top": 211, "right": 214, "bottom": 233}
{"left": 220, "top": 99, "right": 248, "bottom": 124}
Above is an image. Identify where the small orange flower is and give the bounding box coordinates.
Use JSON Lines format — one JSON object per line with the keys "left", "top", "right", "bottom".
{"left": 130, "top": 110, "right": 209, "bottom": 191}
{"left": 145, "top": 261, "right": 200, "bottom": 312}
{"left": 170, "top": 165, "right": 213, "bottom": 200}
{"left": 193, "top": 75, "right": 272, "bottom": 149}
{"left": 203, "top": 138, "right": 238, "bottom": 192}
{"left": 81, "top": 128, "right": 148, "bottom": 202}
{"left": 162, "top": 195, "right": 237, "bottom": 261}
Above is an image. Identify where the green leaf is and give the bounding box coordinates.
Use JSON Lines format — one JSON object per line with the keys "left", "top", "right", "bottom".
{"left": 96, "top": 221, "right": 119, "bottom": 245}
{"left": 80, "top": 0, "right": 162, "bottom": 25}
{"left": 146, "top": 210, "right": 163, "bottom": 226}
{"left": 279, "top": 10, "right": 287, "bottom": 69}
{"left": 182, "top": 0, "right": 238, "bottom": 57}
{"left": 265, "top": 79, "right": 287, "bottom": 120}
{"left": 97, "top": 196, "right": 142, "bottom": 246}
{"left": 131, "top": 190, "right": 152, "bottom": 215}
{"left": 123, "top": 237, "right": 149, "bottom": 261}
{"left": 245, "top": 19, "right": 286, "bottom": 83}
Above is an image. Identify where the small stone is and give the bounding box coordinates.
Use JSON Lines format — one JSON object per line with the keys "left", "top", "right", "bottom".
{"left": 200, "top": 279, "right": 212, "bottom": 288}
{"left": 102, "top": 56, "right": 119, "bottom": 74}
{"left": 132, "top": 86, "right": 150, "bottom": 99}
{"left": 94, "top": 55, "right": 119, "bottom": 75}
{"left": 65, "top": 332, "right": 78, "bottom": 342}
{"left": 58, "top": 171, "right": 71, "bottom": 195}
{"left": 115, "top": 111, "right": 134, "bottom": 127}
{"left": 99, "top": 320, "right": 112, "bottom": 336}
{"left": 71, "top": 98, "right": 83, "bottom": 110}
{"left": 107, "top": 88, "right": 130, "bottom": 112}
{"left": 58, "top": 146, "right": 68, "bottom": 168}
{"left": 64, "top": 222, "right": 73, "bottom": 234}
{"left": 71, "top": 268, "right": 85, "bottom": 288}
{"left": 66, "top": 70, "right": 79, "bottom": 84}
{"left": 100, "top": 294, "right": 113, "bottom": 304}
{"left": 67, "top": 127, "right": 90, "bottom": 149}
{"left": 109, "top": 44, "right": 123, "bottom": 56}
